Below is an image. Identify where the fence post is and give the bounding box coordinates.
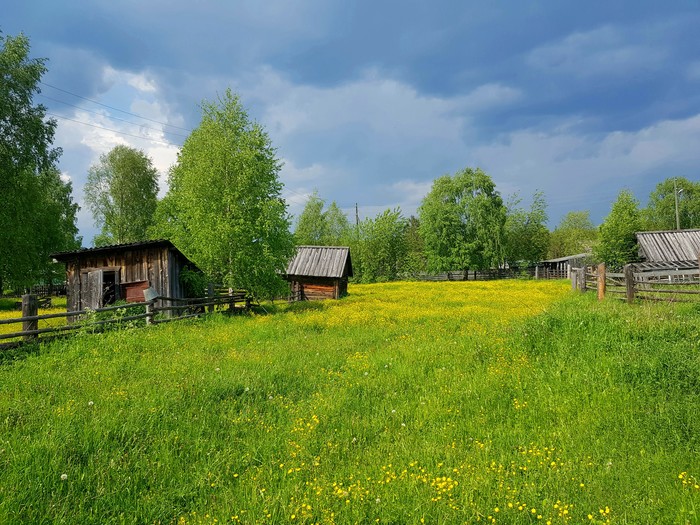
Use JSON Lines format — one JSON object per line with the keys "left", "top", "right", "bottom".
{"left": 207, "top": 283, "right": 214, "bottom": 313}
{"left": 535, "top": 265, "right": 539, "bottom": 279}
{"left": 597, "top": 263, "right": 606, "bottom": 301}
{"left": 145, "top": 300, "right": 153, "bottom": 326}
{"left": 571, "top": 268, "right": 578, "bottom": 291}
{"left": 624, "top": 264, "right": 636, "bottom": 304}
{"left": 22, "top": 294, "right": 38, "bottom": 341}
{"left": 579, "top": 267, "right": 587, "bottom": 292}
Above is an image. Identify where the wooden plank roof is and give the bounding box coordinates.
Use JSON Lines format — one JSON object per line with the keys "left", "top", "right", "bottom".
{"left": 50, "top": 239, "right": 199, "bottom": 269}
{"left": 286, "top": 246, "right": 353, "bottom": 278}
{"left": 636, "top": 229, "right": 700, "bottom": 262}
{"left": 539, "top": 253, "right": 590, "bottom": 264}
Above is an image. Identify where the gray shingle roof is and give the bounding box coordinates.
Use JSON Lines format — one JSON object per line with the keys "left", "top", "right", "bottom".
{"left": 286, "top": 246, "right": 353, "bottom": 278}
{"left": 636, "top": 229, "right": 700, "bottom": 262}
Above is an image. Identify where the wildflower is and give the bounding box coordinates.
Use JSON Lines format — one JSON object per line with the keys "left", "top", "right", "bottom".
{"left": 88, "top": 400, "right": 94, "bottom": 406}
{"left": 60, "top": 473, "right": 68, "bottom": 481}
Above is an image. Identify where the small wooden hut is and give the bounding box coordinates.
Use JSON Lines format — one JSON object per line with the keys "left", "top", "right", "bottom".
{"left": 285, "top": 246, "right": 353, "bottom": 300}
{"left": 51, "top": 240, "right": 199, "bottom": 311}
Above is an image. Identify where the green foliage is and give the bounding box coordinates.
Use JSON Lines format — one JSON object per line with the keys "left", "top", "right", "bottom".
{"left": 323, "top": 201, "right": 351, "bottom": 246}
{"left": 353, "top": 208, "right": 408, "bottom": 282}
{"left": 548, "top": 210, "right": 597, "bottom": 258}
{"left": 0, "top": 33, "right": 80, "bottom": 290}
{"left": 644, "top": 177, "right": 700, "bottom": 230}
{"left": 179, "top": 266, "right": 208, "bottom": 298}
{"left": 156, "top": 89, "right": 294, "bottom": 298}
{"left": 504, "top": 190, "right": 550, "bottom": 267}
{"left": 419, "top": 167, "right": 506, "bottom": 271}
{"left": 84, "top": 145, "right": 159, "bottom": 246}
{"left": 402, "top": 216, "right": 427, "bottom": 276}
{"left": 294, "top": 192, "right": 351, "bottom": 246}
{"left": 294, "top": 191, "right": 326, "bottom": 245}
{"left": 594, "top": 189, "right": 642, "bottom": 270}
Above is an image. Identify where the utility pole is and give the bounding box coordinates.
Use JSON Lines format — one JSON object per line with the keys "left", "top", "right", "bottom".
{"left": 674, "top": 178, "right": 681, "bottom": 231}
{"left": 355, "top": 203, "right": 359, "bottom": 227}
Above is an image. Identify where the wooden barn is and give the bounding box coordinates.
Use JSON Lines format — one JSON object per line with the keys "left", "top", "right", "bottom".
{"left": 636, "top": 229, "right": 700, "bottom": 264}
{"left": 285, "top": 246, "right": 353, "bottom": 300}
{"left": 51, "top": 240, "right": 200, "bottom": 311}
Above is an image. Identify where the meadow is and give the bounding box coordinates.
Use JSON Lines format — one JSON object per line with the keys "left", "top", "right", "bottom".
{"left": 0, "top": 281, "right": 697, "bottom": 524}
{"left": 0, "top": 296, "right": 69, "bottom": 341}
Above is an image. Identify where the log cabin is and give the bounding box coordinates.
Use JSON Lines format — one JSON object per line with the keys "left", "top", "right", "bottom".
{"left": 285, "top": 246, "right": 353, "bottom": 300}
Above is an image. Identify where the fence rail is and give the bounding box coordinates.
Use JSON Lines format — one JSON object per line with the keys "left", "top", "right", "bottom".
{"left": 0, "top": 290, "right": 251, "bottom": 350}
{"left": 572, "top": 261, "right": 700, "bottom": 304}
{"left": 413, "top": 266, "right": 568, "bottom": 282}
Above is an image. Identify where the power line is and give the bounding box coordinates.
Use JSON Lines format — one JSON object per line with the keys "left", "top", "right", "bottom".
{"left": 39, "top": 81, "right": 193, "bottom": 132}
{"left": 38, "top": 93, "right": 190, "bottom": 140}
{"left": 47, "top": 112, "right": 178, "bottom": 147}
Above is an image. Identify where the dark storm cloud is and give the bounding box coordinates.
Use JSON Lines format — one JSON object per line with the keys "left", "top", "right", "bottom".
{"left": 3, "top": 0, "right": 700, "bottom": 240}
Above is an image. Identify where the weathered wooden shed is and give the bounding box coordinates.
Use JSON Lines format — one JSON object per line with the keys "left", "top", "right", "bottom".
{"left": 51, "top": 240, "right": 199, "bottom": 311}
{"left": 285, "top": 246, "right": 353, "bottom": 300}
{"left": 636, "top": 229, "right": 700, "bottom": 264}
{"left": 537, "top": 253, "right": 590, "bottom": 278}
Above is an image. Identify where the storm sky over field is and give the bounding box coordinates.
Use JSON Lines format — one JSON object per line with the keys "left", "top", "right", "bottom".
{"left": 4, "top": 1, "right": 700, "bottom": 245}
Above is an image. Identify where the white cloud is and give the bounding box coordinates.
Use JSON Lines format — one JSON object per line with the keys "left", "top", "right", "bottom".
{"left": 472, "top": 113, "right": 700, "bottom": 217}
{"left": 103, "top": 66, "right": 158, "bottom": 93}
{"left": 527, "top": 26, "right": 666, "bottom": 78}
{"left": 245, "top": 67, "right": 469, "bottom": 142}
{"left": 458, "top": 83, "right": 522, "bottom": 111}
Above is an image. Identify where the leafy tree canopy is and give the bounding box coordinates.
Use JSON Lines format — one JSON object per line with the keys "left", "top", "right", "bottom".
{"left": 504, "top": 190, "right": 549, "bottom": 267}
{"left": 418, "top": 167, "right": 506, "bottom": 272}
{"left": 294, "top": 191, "right": 326, "bottom": 245}
{"left": 156, "top": 89, "right": 294, "bottom": 298}
{"left": 0, "top": 33, "right": 80, "bottom": 290}
{"left": 294, "top": 192, "right": 351, "bottom": 246}
{"left": 594, "top": 189, "right": 642, "bottom": 270}
{"left": 548, "top": 211, "right": 597, "bottom": 259}
{"left": 352, "top": 208, "right": 408, "bottom": 283}
{"left": 644, "top": 177, "right": 700, "bottom": 230}
{"left": 84, "top": 145, "right": 159, "bottom": 246}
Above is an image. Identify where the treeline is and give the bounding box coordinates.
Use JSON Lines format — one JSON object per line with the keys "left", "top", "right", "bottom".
{"left": 296, "top": 175, "right": 700, "bottom": 282}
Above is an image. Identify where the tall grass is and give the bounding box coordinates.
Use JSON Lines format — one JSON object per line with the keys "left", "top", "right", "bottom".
{"left": 0, "top": 281, "right": 697, "bottom": 524}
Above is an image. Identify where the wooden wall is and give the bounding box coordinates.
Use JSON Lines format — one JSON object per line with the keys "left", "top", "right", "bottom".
{"left": 63, "top": 246, "right": 189, "bottom": 311}
{"left": 290, "top": 276, "right": 348, "bottom": 300}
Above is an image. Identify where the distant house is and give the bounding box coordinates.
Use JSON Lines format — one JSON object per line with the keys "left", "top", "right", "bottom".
{"left": 51, "top": 239, "right": 200, "bottom": 311}
{"left": 284, "top": 246, "right": 353, "bottom": 300}
{"left": 636, "top": 229, "right": 700, "bottom": 265}
{"left": 537, "top": 253, "right": 590, "bottom": 278}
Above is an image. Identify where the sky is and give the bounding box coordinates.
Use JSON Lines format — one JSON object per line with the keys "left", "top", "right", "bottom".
{"left": 4, "top": 1, "right": 700, "bottom": 246}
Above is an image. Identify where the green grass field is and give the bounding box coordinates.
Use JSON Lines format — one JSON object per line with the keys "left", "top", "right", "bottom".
{"left": 0, "top": 296, "right": 69, "bottom": 342}
{"left": 0, "top": 281, "right": 697, "bottom": 524}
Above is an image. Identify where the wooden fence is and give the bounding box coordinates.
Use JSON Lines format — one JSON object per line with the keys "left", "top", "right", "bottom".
{"left": 413, "top": 266, "right": 567, "bottom": 282}
{"left": 572, "top": 262, "right": 700, "bottom": 303}
{"left": 0, "top": 290, "right": 249, "bottom": 350}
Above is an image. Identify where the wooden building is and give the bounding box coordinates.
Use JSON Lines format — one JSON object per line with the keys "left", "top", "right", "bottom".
{"left": 285, "top": 246, "right": 353, "bottom": 300}
{"left": 537, "top": 253, "right": 590, "bottom": 279}
{"left": 51, "top": 240, "right": 200, "bottom": 311}
{"left": 636, "top": 229, "right": 700, "bottom": 264}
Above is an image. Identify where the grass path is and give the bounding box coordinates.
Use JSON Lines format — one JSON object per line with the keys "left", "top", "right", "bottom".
{"left": 0, "top": 281, "right": 697, "bottom": 524}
